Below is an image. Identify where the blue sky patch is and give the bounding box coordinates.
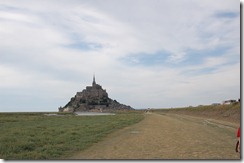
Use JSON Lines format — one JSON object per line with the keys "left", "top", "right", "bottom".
{"left": 179, "top": 46, "right": 230, "bottom": 66}
{"left": 214, "top": 11, "right": 239, "bottom": 18}
{"left": 64, "top": 42, "right": 102, "bottom": 51}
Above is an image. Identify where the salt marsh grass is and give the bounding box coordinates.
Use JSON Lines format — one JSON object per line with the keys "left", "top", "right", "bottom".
{"left": 0, "top": 111, "right": 144, "bottom": 159}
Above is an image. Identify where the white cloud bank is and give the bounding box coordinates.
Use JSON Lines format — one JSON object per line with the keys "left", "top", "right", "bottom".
{"left": 0, "top": 0, "right": 240, "bottom": 111}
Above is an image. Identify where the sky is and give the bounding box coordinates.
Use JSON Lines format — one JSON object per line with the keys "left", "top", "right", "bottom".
{"left": 0, "top": 0, "right": 241, "bottom": 112}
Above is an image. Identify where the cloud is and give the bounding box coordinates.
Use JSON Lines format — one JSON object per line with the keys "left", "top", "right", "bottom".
{"left": 0, "top": 0, "right": 240, "bottom": 111}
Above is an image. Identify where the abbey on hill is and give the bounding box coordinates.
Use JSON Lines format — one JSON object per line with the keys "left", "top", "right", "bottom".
{"left": 59, "top": 76, "right": 134, "bottom": 112}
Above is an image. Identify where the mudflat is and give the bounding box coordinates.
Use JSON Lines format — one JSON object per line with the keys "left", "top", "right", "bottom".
{"left": 71, "top": 112, "right": 240, "bottom": 159}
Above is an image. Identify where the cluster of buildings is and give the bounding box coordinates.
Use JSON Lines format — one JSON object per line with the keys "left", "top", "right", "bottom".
{"left": 212, "top": 98, "right": 240, "bottom": 106}
{"left": 59, "top": 75, "right": 134, "bottom": 112}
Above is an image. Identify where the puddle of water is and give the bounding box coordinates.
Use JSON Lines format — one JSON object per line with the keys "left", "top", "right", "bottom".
{"left": 75, "top": 112, "right": 115, "bottom": 116}
{"left": 44, "top": 114, "right": 64, "bottom": 116}
{"left": 130, "top": 130, "right": 140, "bottom": 134}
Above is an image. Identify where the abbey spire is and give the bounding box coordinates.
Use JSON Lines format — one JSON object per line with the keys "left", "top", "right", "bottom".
{"left": 92, "top": 74, "right": 96, "bottom": 86}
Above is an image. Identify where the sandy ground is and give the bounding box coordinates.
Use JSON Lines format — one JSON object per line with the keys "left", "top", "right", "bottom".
{"left": 71, "top": 112, "right": 240, "bottom": 160}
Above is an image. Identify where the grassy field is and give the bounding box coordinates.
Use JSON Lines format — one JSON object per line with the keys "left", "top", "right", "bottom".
{"left": 0, "top": 111, "right": 144, "bottom": 160}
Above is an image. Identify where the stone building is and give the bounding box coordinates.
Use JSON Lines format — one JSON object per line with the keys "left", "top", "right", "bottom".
{"left": 59, "top": 75, "right": 134, "bottom": 112}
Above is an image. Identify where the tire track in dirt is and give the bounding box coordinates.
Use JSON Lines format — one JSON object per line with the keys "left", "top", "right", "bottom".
{"left": 71, "top": 113, "right": 240, "bottom": 159}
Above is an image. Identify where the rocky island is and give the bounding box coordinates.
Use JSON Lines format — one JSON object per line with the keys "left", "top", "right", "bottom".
{"left": 59, "top": 76, "right": 134, "bottom": 112}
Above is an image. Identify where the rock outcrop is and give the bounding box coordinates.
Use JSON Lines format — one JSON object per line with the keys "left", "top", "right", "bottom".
{"left": 59, "top": 76, "right": 134, "bottom": 112}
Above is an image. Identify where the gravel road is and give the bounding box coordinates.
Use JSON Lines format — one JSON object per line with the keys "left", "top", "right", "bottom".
{"left": 71, "top": 112, "right": 240, "bottom": 159}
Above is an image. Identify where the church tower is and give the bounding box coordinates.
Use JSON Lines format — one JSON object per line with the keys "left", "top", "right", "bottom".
{"left": 92, "top": 74, "right": 96, "bottom": 87}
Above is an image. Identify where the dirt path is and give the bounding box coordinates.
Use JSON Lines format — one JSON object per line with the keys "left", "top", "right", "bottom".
{"left": 71, "top": 113, "right": 240, "bottom": 159}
